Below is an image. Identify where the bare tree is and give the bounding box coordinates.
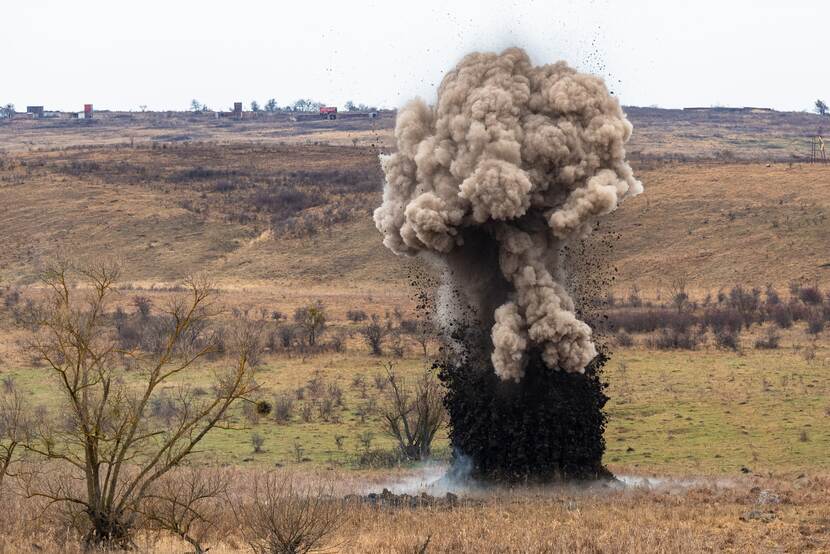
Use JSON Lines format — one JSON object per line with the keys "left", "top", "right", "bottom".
{"left": 669, "top": 274, "right": 689, "bottom": 313}
{"left": 265, "top": 99, "right": 278, "bottom": 113}
{"left": 236, "top": 473, "right": 342, "bottom": 554}
{"left": 361, "top": 314, "right": 385, "bottom": 356}
{"left": 141, "top": 467, "right": 230, "bottom": 554}
{"left": 293, "top": 302, "right": 326, "bottom": 347}
{"left": 20, "top": 260, "right": 259, "bottom": 548}
{"left": 378, "top": 362, "right": 445, "bottom": 461}
{"left": 0, "top": 103, "right": 14, "bottom": 119}
{"left": 412, "top": 319, "right": 434, "bottom": 358}
{"left": 0, "top": 389, "right": 29, "bottom": 489}
{"left": 815, "top": 99, "right": 828, "bottom": 116}
{"left": 251, "top": 100, "right": 260, "bottom": 113}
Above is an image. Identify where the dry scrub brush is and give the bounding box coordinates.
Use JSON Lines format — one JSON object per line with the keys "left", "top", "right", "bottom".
{"left": 13, "top": 259, "right": 260, "bottom": 548}
{"left": 378, "top": 362, "right": 445, "bottom": 461}
{"left": 235, "top": 472, "right": 343, "bottom": 554}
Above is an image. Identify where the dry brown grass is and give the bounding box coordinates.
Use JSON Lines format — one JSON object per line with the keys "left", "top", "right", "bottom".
{"left": 1, "top": 466, "right": 828, "bottom": 553}
{"left": 3, "top": 143, "right": 830, "bottom": 294}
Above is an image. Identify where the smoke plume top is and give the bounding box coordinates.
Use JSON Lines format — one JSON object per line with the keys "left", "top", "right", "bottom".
{"left": 375, "top": 47, "right": 641, "bottom": 380}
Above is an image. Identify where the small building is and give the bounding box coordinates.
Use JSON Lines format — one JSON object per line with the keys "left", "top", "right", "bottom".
{"left": 26, "top": 106, "right": 44, "bottom": 118}
{"left": 84, "top": 104, "right": 93, "bottom": 119}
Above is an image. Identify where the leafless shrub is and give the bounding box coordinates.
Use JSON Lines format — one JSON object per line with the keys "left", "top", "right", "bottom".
{"left": 727, "top": 285, "right": 761, "bottom": 328}
{"left": 358, "top": 431, "right": 375, "bottom": 451}
{"left": 605, "top": 308, "right": 697, "bottom": 334}
{"left": 3, "top": 288, "right": 21, "bottom": 310}
{"left": 389, "top": 329, "right": 405, "bottom": 358}
{"left": 300, "top": 404, "right": 313, "bottom": 423}
{"left": 236, "top": 473, "right": 342, "bottom": 554}
{"left": 271, "top": 310, "right": 286, "bottom": 322}
{"left": 373, "top": 372, "right": 388, "bottom": 391}
{"left": 754, "top": 328, "right": 781, "bottom": 349}
{"left": 378, "top": 362, "right": 445, "bottom": 461}
{"left": 243, "top": 402, "right": 261, "bottom": 425}
{"left": 362, "top": 315, "right": 386, "bottom": 356}
{"left": 293, "top": 302, "right": 327, "bottom": 347}
{"left": 627, "top": 285, "right": 643, "bottom": 307}
{"left": 799, "top": 286, "right": 823, "bottom": 305}
{"left": 252, "top": 433, "right": 266, "bottom": 453}
{"left": 350, "top": 373, "right": 366, "bottom": 389}
{"left": 327, "top": 333, "right": 345, "bottom": 353}
{"left": 806, "top": 312, "right": 825, "bottom": 335}
{"left": 292, "top": 440, "right": 305, "bottom": 463}
{"left": 317, "top": 398, "right": 335, "bottom": 422}
{"left": 353, "top": 448, "right": 405, "bottom": 468}
{"left": 0, "top": 389, "right": 29, "bottom": 489}
{"left": 615, "top": 331, "right": 634, "bottom": 347}
{"left": 141, "top": 468, "right": 229, "bottom": 554}
{"left": 407, "top": 319, "right": 434, "bottom": 358}
{"left": 273, "top": 395, "right": 294, "bottom": 424}
{"left": 346, "top": 309, "right": 368, "bottom": 322}
{"left": 787, "top": 300, "right": 810, "bottom": 322}
{"left": 770, "top": 304, "right": 793, "bottom": 328}
{"left": 669, "top": 275, "right": 689, "bottom": 313}
{"left": 715, "top": 328, "right": 740, "bottom": 351}
{"left": 703, "top": 307, "right": 743, "bottom": 334}
{"left": 278, "top": 325, "right": 297, "bottom": 352}
{"left": 132, "top": 295, "right": 152, "bottom": 318}
{"left": 804, "top": 343, "right": 817, "bottom": 363}
{"left": 764, "top": 285, "right": 781, "bottom": 306}
{"left": 646, "top": 328, "right": 700, "bottom": 350}
{"left": 2, "top": 375, "right": 14, "bottom": 394}
{"left": 326, "top": 383, "right": 344, "bottom": 407}
{"left": 305, "top": 371, "right": 325, "bottom": 399}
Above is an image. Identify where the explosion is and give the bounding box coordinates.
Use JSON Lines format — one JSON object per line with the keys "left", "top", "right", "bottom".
{"left": 375, "top": 47, "right": 642, "bottom": 481}
{"left": 374, "top": 47, "right": 641, "bottom": 381}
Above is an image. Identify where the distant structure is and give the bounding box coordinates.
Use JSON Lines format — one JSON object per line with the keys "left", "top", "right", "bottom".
{"left": 84, "top": 104, "right": 93, "bottom": 119}
{"left": 217, "top": 102, "right": 243, "bottom": 119}
{"left": 291, "top": 107, "right": 381, "bottom": 122}
{"left": 26, "top": 106, "right": 44, "bottom": 118}
{"left": 683, "top": 106, "right": 774, "bottom": 113}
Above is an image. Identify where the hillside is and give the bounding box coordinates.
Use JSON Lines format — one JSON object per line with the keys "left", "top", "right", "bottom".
{"left": 2, "top": 141, "right": 829, "bottom": 293}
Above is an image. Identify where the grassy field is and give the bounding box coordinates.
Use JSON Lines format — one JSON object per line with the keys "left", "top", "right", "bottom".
{"left": 2, "top": 110, "right": 830, "bottom": 552}
{"left": 3, "top": 315, "right": 828, "bottom": 475}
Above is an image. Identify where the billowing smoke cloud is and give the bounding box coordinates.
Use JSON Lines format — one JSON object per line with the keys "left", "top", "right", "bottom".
{"left": 375, "top": 48, "right": 642, "bottom": 381}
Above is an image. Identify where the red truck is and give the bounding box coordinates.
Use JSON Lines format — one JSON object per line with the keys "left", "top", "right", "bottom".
{"left": 320, "top": 106, "right": 337, "bottom": 120}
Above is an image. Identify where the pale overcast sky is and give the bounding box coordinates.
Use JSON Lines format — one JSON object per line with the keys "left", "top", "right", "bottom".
{"left": 3, "top": 0, "right": 826, "bottom": 112}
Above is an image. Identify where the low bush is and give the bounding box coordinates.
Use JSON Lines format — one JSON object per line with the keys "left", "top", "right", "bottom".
{"left": 754, "top": 328, "right": 781, "bottom": 349}
{"left": 346, "top": 309, "right": 368, "bottom": 322}
{"left": 715, "top": 328, "right": 740, "bottom": 350}
{"left": 647, "top": 329, "right": 700, "bottom": 350}
{"left": 273, "top": 394, "right": 294, "bottom": 424}
{"left": 770, "top": 304, "right": 793, "bottom": 328}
